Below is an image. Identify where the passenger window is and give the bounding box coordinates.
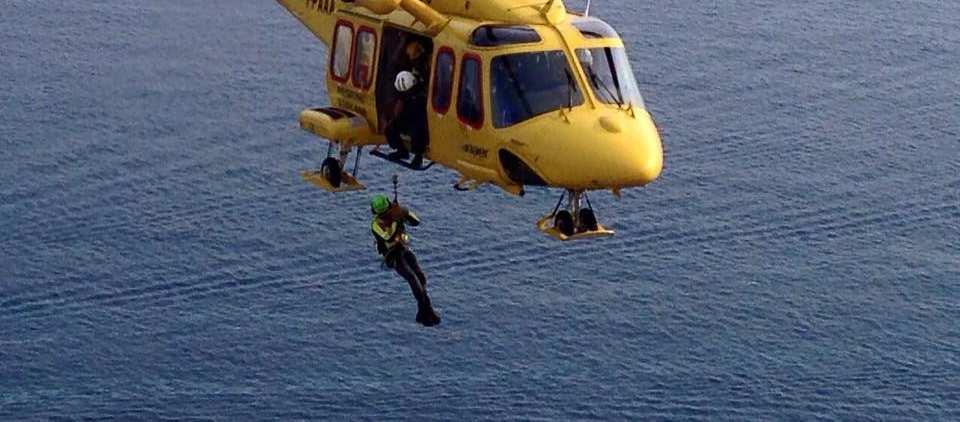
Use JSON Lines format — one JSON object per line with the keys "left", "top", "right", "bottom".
{"left": 331, "top": 21, "right": 354, "bottom": 82}
{"left": 352, "top": 28, "right": 377, "bottom": 89}
{"left": 432, "top": 48, "right": 455, "bottom": 114}
{"left": 457, "top": 54, "right": 483, "bottom": 129}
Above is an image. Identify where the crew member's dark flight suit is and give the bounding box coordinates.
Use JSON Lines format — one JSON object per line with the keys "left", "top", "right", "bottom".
{"left": 371, "top": 205, "right": 440, "bottom": 326}
{"left": 386, "top": 54, "right": 429, "bottom": 159}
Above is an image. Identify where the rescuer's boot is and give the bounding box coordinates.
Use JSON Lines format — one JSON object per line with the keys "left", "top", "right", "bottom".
{"left": 416, "top": 305, "right": 441, "bottom": 327}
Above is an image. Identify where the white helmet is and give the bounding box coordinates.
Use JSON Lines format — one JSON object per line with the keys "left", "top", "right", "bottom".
{"left": 394, "top": 71, "right": 418, "bottom": 92}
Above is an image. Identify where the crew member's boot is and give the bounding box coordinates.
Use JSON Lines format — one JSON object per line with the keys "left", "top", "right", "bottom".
{"left": 388, "top": 149, "right": 410, "bottom": 161}
{"left": 410, "top": 153, "right": 423, "bottom": 170}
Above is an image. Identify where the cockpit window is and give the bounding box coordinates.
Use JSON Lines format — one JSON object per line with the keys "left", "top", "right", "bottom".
{"left": 571, "top": 17, "right": 619, "bottom": 39}
{"left": 491, "top": 50, "right": 584, "bottom": 128}
{"left": 576, "top": 48, "right": 645, "bottom": 109}
{"left": 471, "top": 25, "right": 542, "bottom": 47}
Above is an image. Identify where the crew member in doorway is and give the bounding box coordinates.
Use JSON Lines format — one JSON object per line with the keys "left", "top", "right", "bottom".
{"left": 369, "top": 194, "right": 441, "bottom": 326}
{"left": 386, "top": 40, "right": 429, "bottom": 169}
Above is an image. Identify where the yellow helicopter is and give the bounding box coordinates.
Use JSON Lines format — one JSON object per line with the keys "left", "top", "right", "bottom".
{"left": 276, "top": 0, "right": 663, "bottom": 240}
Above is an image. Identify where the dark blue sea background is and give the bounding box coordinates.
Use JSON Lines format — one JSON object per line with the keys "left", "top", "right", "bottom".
{"left": 2, "top": 0, "right": 958, "bottom": 419}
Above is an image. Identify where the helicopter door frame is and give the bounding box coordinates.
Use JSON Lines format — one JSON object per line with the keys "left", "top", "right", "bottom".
{"left": 373, "top": 26, "right": 433, "bottom": 140}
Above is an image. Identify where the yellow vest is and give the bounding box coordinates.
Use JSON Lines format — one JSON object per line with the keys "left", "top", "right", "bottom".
{"left": 371, "top": 219, "right": 409, "bottom": 251}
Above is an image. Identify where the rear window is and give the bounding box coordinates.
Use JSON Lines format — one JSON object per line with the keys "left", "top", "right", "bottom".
{"left": 457, "top": 54, "right": 484, "bottom": 129}
{"left": 351, "top": 28, "right": 377, "bottom": 90}
{"left": 470, "top": 25, "right": 542, "bottom": 47}
{"left": 331, "top": 21, "right": 354, "bottom": 82}
{"left": 432, "top": 48, "right": 455, "bottom": 114}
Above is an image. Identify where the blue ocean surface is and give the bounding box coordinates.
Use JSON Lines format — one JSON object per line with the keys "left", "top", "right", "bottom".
{"left": 2, "top": 0, "right": 958, "bottom": 419}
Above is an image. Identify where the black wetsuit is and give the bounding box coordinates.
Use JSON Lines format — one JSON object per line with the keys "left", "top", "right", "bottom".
{"left": 372, "top": 207, "right": 440, "bottom": 326}
{"left": 386, "top": 58, "right": 429, "bottom": 157}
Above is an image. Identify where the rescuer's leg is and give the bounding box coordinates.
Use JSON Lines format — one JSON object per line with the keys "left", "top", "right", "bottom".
{"left": 403, "top": 249, "right": 428, "bottom": 289}
{"left": 395, "top": 256, "right": 428, "bottom": 310}
{"left": 401, "top": 250, "right": 440, "bottom": 326}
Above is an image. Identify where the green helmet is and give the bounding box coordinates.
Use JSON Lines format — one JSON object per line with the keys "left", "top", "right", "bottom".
{"left": 371, "top": 194, "right": 391, "bottom": 215}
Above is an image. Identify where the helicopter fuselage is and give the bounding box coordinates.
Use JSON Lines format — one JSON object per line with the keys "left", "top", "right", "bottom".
{"left": 278, "top": 0, "right": 663, "bottom": 195}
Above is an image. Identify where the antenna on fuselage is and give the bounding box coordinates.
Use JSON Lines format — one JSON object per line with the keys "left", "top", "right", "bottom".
{"left": 585, "top": 0, "right": 592, "bottom": 17}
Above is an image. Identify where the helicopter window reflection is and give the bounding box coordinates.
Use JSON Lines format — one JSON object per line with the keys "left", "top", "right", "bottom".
{"left": 491, "top": 51, "right": 583, "bottom": 128}
{"left": 576, "top": 48, "right": 644, "bottom": 109}
{"left": 331, "top": 21, "right": 354, "bottom": 82}
{"left": 458, "top": 54, "right": 483, "bottom": 129}
{"left": 470, "top": 25, "right": 542, "bottom": 47}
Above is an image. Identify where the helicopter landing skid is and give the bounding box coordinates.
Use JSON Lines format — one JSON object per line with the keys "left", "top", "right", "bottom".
{"left": 537, "top": 190, "right": 614, "bottom": 241}
{"left": 301, "top": 142, "right": 366, "bottom": 192}
{"left": 536, "top": 215, "right": 614, "bottom": 241}
{"left": 301, "top": 169, "right": 365, "bottom": 192}
{"left": 369, "top": 148, "right": 436, "bottom": 171}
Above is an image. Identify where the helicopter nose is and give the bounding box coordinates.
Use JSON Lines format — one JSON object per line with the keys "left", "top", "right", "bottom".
{"left": 503, "top": 110, "right": 663, "bottom": 190}
{"left": 624, "top": 112, "right": 663, "bottom": 186}
{"left": 589, "top": 111, "right": 662, "bottom": 188}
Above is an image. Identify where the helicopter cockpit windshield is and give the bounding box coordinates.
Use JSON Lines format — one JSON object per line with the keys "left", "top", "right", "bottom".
{"left": 576, "top": 47, "right": 645, "bottom": 109}
{"left": 491, "top": 50, "right": 584, "bottom": 128}
{"left": 569, "top": 16, "right": 645, "bottom": 110}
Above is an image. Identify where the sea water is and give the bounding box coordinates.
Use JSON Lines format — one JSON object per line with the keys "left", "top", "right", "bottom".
{"left": 2, "top": 0, "right": 958, "bottom": 419}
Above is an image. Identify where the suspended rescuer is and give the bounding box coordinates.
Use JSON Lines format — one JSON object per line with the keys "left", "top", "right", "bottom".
{"left": 370, "top": 193, "right": 441, "bottom": 326}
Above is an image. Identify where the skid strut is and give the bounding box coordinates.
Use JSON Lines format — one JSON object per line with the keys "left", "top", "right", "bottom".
{"left": 537, "top": 189, "right": 614, "bottom": 241}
